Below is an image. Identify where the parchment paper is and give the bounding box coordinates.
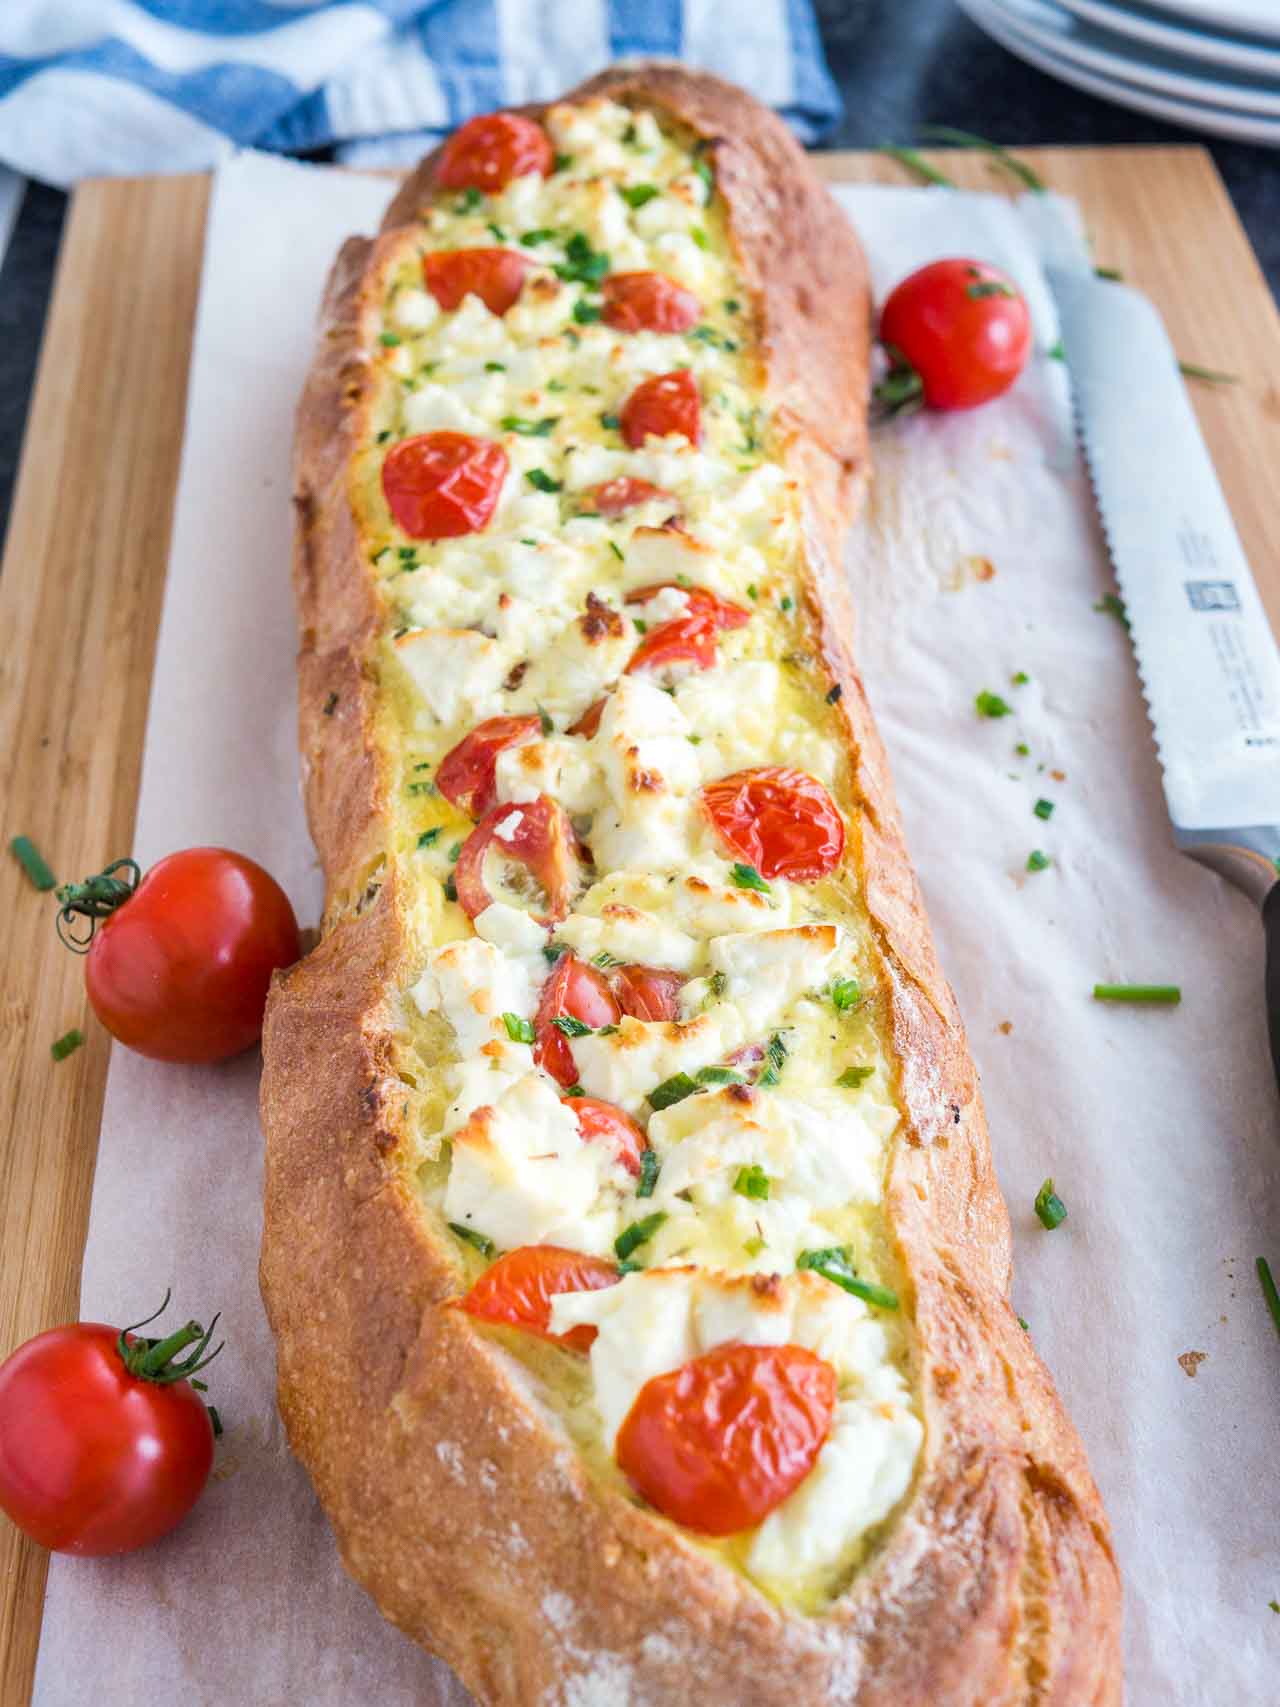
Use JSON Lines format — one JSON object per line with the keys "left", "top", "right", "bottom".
{"left": 31, "top": 153, "right": 1280, "bottom": 1706}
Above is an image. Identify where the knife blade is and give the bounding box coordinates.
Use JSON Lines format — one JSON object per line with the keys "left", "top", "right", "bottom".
{"left": 1047, "top": 265, "right": 1280, "bottom": 1082}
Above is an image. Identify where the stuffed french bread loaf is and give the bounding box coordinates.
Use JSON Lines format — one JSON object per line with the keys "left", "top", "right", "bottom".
{"left": 260, "top": 64, "right": 1122, "bottom": 1705}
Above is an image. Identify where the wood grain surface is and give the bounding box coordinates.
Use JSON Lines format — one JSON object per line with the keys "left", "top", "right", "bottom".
{"left": 1, "top": 145, "right": 1276, "bottom": 1703}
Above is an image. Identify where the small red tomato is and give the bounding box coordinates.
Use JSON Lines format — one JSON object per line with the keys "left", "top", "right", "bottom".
{"left": 565, "top": 1095, "right": 648, "bottom": 1175}
{"left": 423, "top": 247, "right": 534, "bottom": 317}
{"left": 453, "top": 796, "right": 587, "bottom": 927}
{"left": 590, "top": 477, "right": 677, "bottom": 518}
{"left": 626, "top": 582, "right": 751, "bottom": 631}
{"left": 435, "top": 112, "right": 554, "bottom": 193}
{"left": 567, "top": 696, "right": 607, "bottom": 740}
{"left": 878, "top": 258, "right": 1032, "bottom": 411}
{"left": 620, "top": 370, "right": 701, "bottom": 449}
{"left": 0, "top": 1301, "right": 222, "bottom": 1555}
{"left": 437, "top": 713, "right": 542, "bottom": 819}
{"left": 609, "top": 964, "right": 685, "bottom": 1022}
{"left": 601, "top": 272, "right": 701, "bottom": 334}
{"left": 616, "top": 1343, "right": 837, "bottom": 1535}
{"left": 382, "top": 431, "right": 508, "bottom": 540}
{"left": 56, "top": 848, "right": 298, "bottom": 1064}
{"left": 701, "top": 766, "right": 845, "bottom": 883}
{"left": 458, "top": 1246, "right": 619, "bottom": 1352}
{"left": 534, "top": 954, "right": 620, "bottom": 1086}
{"left": 625, "top": 611, "right": 719, "bottom": 678}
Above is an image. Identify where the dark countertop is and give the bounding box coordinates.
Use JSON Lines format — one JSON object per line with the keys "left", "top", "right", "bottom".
{"left": 1, "top": 0, "right": 1277, "bottom": 547}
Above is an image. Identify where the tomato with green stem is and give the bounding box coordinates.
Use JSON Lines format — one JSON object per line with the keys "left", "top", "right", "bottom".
{"left": 56, "top": 847, "right": 300, "bottom": 1063}
{"left": 877, "top": 259, "right": 1032, "bottom": 412}
{"left": 0, "top": 1294, "right": 223, "bottom": 1555}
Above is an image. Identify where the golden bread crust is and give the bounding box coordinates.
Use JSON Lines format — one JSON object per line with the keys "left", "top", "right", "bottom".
{"left": 261, "top": 65, "right": 1122, "bottom": 1705}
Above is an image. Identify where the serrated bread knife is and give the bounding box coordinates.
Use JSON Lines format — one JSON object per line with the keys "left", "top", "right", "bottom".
{"left": 1047, "top": 265, "right": 1280, "bottom": 1088}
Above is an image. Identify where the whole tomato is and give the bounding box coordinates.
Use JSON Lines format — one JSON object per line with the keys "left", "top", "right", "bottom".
{"left": 0, "top": 1298, "right": 222, "bottom": 1555}
{"left": 56, "top": 847, "right": 299, "bottom": 1063}
{"left": 877, "top": 258, "right": 1032, "bottom": 411}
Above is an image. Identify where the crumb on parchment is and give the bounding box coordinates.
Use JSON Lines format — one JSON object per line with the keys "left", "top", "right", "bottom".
{"left": 1177, "top": 1351, "right": 1208, "bottom": 1379}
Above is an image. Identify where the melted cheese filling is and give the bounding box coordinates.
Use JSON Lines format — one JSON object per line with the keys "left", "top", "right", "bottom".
{"left": 358, "top": 96, "right": 923, "bottom": 1609}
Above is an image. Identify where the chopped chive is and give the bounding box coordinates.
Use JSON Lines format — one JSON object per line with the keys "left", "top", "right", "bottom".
{"left": 620, "top": 183, "right": 660, "bottom": 209}
{"left": 1015, "top": 741, "right": 1029, "bottom": 756}
{"left": 758, "top": 1032, "right": 787, "bottom": 1087}
{"left": 877, "top": 144, "right": 955, "bottom": 188}
{"left": 632, "top": 618, "right": 648, "bottom": 635}
{"left": 406, "top": 780, "right": 436, "bottom": 796}
{"left": 599, "top": 411, "right": 620, "bottom": 430}
{"left": 608, "top": 541, "right": 624, "bottom": 562}
{"left": 1034, "top": 1178, "right": 1067, "bottom": 1230}
{"left": 526, "top": 469, "right": 561, "bottom": 493}
{"left": 916, "top": 126, "right": 1046, "bottom": 192}
{"left": 10, "top": 836, "right": 55, "bottom": 891}
{"left": 454, "top": 187, "right": 484, "bottom": 212}
{"left": 615, "top": 1211, "right": 667, "bottom": 1262}
{"left": 378, "top": 331, "right": 402, "bottom": 347}
{"left": 708, "top": 970, "right": 728, "bottom": 999}
{"left": 967, "top": 279, "right": 1016, "bottom": 300}
{"left": 1047, "top": 340, "right": 1065, "bottom": 362}
{"left": 637, "top": 1148, "right": 661, "bottom": 1199}
{"left": 573, "top": 299, "right": 602, "bottom": 324}
{"left": 1012, "top": 670, "right": 1030, "bottom": 685}
{"left": 563, "top": 1083, "right": 585, "bottom": 1097}
{"left": 501, "top": 415, "right": 557, "bottom": 437}
{"left": 780, "top": 595, "right": 793, "bottom": 612}
{"left": 1094, "top": 592, "right": 1129, "bottom": 628}
{"left": 690, "top": 227, "right": 709, "bottom": 250}
{"left": 552, "top": 1014, "right": 593, "bottom": 1039}
{"left": 975, "top": 690, "right": 1013, "bottom": 718}
{"left": 520, "top": 227, "right": 555, "bottom": 245}
{"left": 417, "top": 828, "right": 441, "bottom": 849}
{"left": 484, "top": 360, "right": 506, "bottom": 372}
{"left": 1179, "top": 362, "right": 1239, "bottom": 386}
{"left": 553, "top": 153, "right": 573, "bottom": 173}
{"left": 448, "top": 842, "right": 463, "bottom": 861}
{"left": 733, "top": 1164, "right": 770, "bottom": 1201}
{"left": 1092, "top": 984, "right": 1181, "bottom": 1004}
{"left": 502, "top": 1013, "right": 535, "bottom": 1044}
{"left": 1018, "top": 1315, "right": 1030, "bottom": 1332}
{"left": 486, "top": 222, "right": 506, "bottom": 242}
{"left": 831, "top": 977, "right": 862, "bottom": 1012}
{"left": 692, "top": 154, "right": 715, "bottom": 193}
{"left": 836, "top": 1064, "right": 874, "bottom": 1089}
{"left": 1033, "top": 798, "right": 1055, "bottom": 821}
{"left": 1257, "top": 1257, "right": 1280, "bottom": 1342}
{"left": 744, "top": 1234, "right": 766, "bottom": 1258}
{"left": 724, "top": 298, "right": 740, "bottom": 314}
{"left": 798, "top": 1245, "right": 898, "bottom": 1309}
{"left": 555, "top": 232, "right": 610, "bottom": 285}
{"left": 696, "top": 1065, "right": 745, "bottom": 1085}
{"left": 746, "top": 583, "right": 758, "bottom": 600}
{"left": 51, "top": 1028, "right": 83, "bottom": 1062}
{"left": 730, "top": 862, "right": 770, "bottom": 894}
{"left": 543, "top": 941, "right": 568, "bottom": 964}
{"left": 449, "top": 1222, "right": 495, "bottom": 1256}
{"left": 537, "top": 703, "right": 553, "bottom": 736}
{"left": 444, "top": 874, "right": 457, "bottom": 902}
{"left": 590, "top": 950, "right": 619, "bottom": 969}
{"left": 376, "top": 429, "right": 392, "bottom": 444}
{"left": 648, "top": 1072, "right": 699, "bottom": 1110}
{"left": 1026, "top": 849, "right": 1051, "bottom": 873}
{"left": 1095, "top": 265, "right": 1123, "bottom": 281}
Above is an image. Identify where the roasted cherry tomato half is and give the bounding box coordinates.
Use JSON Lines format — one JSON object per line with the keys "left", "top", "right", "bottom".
{"left": 701, "top": 766, "right": 845, "bottom": 883}
{"left": 534, "top": 953, "right": 620, "bottom": 1086}
{"left": 423, "top": 247, "right": 534, "bottom": 317}
{"left": 601, "top": 272, "right": 701, "bottom": 334}
{"left": 436, "top": 713, "right": 542, "bottom": 820}
{"left": 453, "top": 796, "right": 587, "bottom": 927}
{"left": 567, "top": 697, "right": 607, "bottom": 740}
{"left": 609, "top": 964, "right": 685, "bottom": 1023}
{"left": 589, "top": 477, "right": 677, "bottom": 518}
{"left": 0, "top": 1300, "right": 222, "bottom": 1555}
{"left": 626, "top": 611, "right": 718, "bottom": 677}
{"left": 616, "top": 1342, "right": 837, "bottom": 1535}
{"left": 878, "top": 258, "right": 1032, "bottom": 411}
{"left": 435, "top": 112, "right": 554, "bottom": 193}
{"left": 620, "top": 369, "right": 701, "bottom": 449}
{"left": 382, "top": 431, "right": 508, "bottom": 540}
{"left": 55, "top": 847, "right": 299, "bottom": 1064}
{"left": 626, "top": 583, "right": 751, "bottom": 632}
{"left": 565, "top": 1095, "right": 648, "bottom": 1176}
{"left": 458, "top": 1246, "right": 619, "bottom": 1352}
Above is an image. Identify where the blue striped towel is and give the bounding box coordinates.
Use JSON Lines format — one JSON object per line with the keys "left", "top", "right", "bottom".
{"left": 0, "top": 2, "right": 842, "bottom": 189}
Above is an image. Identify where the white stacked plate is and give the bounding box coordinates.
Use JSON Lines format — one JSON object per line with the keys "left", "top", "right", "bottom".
{"left": 956, "top": 0, "right": 1280, "bottom": 144}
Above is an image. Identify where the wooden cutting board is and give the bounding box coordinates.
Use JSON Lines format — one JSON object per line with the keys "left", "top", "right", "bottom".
{"left": 2, "top": 144, "right": 1278, "bottom": 1702}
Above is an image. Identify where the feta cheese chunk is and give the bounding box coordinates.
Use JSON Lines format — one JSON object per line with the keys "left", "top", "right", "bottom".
{"left": 394, "top": 629, "right": 510, "bottom": 728}
{"left": 411, "top": 936, "right": 537, "bottom": 1054}
{"left": 706, "top": 925, "right": 840, "bottom": 1034}
{"left": 570, "top": 1008, "right": 746, "bottom": 1115}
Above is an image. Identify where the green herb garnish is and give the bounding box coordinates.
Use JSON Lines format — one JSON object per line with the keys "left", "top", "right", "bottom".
{"left": 1179, "top": 362, "right": 1240, "bottom": 385}
{"left": 454, "top": 187, "right": 484, "bottom": 213}
{"left": 1092, "top": 984, "right": 1181, "bottom": 1004}
{"left": 730, "top": 862, "right": 770, "bottom": 894}
{"left": 734, "top": 1164, "right": 770, "bottom": 1200}
{"left": 615, "top": 1212, "right": 667, "bottom": 1262}
{"left": 502, "top": 415, "right": 557, "bottom": 437}
{"left": 877, "top": 144, "right": 955, "bottom": 188}
{"left": 637, "top": 1149, "right": 661, "bottom": 1199}
{"left": 502, "top": 1013, "right": 535, "bottom": 1044}
{"left": 1258, "top": 1257, "right": 1280, "bottom": 1342}
{"left": 553, "top": 153, "right": 573, "bottom": 173}
{"left": 648, "top": 1073, "right": 700, "bottom": 1111}
{"left": 1034, "top": 1178, "right": 1067, "bottom": 1230}
{"left": 836, "top": 1065, "right": 874, "bottom": 1089}
{"left": 1026, "top": 849, "right": 1051, "bottom": 873}
{"left": 599, "top": 411, "right": 620, "bottom": 430}
{"left": 832, "top": 977, "right": 862, "bottom": 1012}
{"left": 526, "top": 469, "right": 562, "bottom": 493}
{"left": 1094, "top": 592, "right": 1129, "bottom": 627}
{"left": 916, "top": 126, "right": 1046, "bottom": 192}
{"left": 378, "top": 331, "right": 402, "bottom": 347}
{"left": 620, "top": 183, "right": 660, "bottom": 209}
{"left": 552, "top": 1014, "right": 593, "bottom": 1039}
{"left": 798, "top": 1246, "right": 899, "bottom": 1309}
{"left": 975, "top": 690, "right": 1013, "bottom": 718}
{"left": 758, "top": 1032, "right": 787, "bottom": 1088}
{"left": 484, "top": 360, "right": 506, "bottom": 372}
{"left": 10, "top": 835, "right": 55, "bottom": 891}
{"left": 572, "top": 299, "right": 602, "bottom": 324}
{"left": 608, "top": 541, "right": 624, "bottom": 561}
{"left": 1033, "top": 798, "right": 1055, "bottom": 821}
{"left": 520, "top": 227, "right": 555, "bottom": 246}
{"left": 966, "top": 278, "right": 1016, "bottom": 300}
{"left": 555, "top": 232, "right": 610, "bottom": 285}
{"left": 51, "top": 1028, "right": 83, "bottom": 1062}
{"left": 696, "top": 1065, "right": 745, "bottom": 1086}
{"left": 1012, "top": 670, "right": 1030, "bottom": 685}
{"left": 543, "top": 941, "right": 568, "bottom": 964}
{"left": 449, "top": 1222, "right": 495, "bottom": 1256}
{"left": 417, "top": 828, "right": 441, "bottom": 849}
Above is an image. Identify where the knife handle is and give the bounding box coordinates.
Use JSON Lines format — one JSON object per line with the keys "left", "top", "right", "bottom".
{"left": 1266, "top": 881, "right": 1280, "bottom": 1092}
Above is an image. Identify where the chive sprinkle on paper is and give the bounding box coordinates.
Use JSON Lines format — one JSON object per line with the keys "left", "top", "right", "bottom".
{"left": 1255, "top": 1257, "right": 1280, "bottom": 1342}
{"left": 1034, "top": 1178, "right": 1067, "bottom": 1230}
{"left": 1092, "top": 984, "right": 1181, "bottom": 1005}
{"left": 51, "top": 1028, "right": 84, "bottom": 1062}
